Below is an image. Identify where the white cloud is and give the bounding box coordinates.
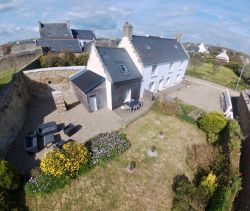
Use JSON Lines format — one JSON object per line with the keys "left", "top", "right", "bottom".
{"left": 0, "top": 0, "right": 21, "bottom": 13}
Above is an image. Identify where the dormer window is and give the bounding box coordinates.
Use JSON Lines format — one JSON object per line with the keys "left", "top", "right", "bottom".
{"left": 119, "top": 64, "right": 129, "bottom": 75}
{"left": 151, "top": 65, "right": 157, "bottom": 77}
{"left": 169, "top": 62, "right": 174, "bottom": 72}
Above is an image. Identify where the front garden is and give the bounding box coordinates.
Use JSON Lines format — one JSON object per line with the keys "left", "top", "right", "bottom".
{"left": 1, "top": 99, "right": 243, "bottom": 210}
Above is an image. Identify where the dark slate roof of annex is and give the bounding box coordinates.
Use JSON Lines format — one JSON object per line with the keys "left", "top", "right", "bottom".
{"left": 71, "top": 70, "right": 105, "bottom": 94}
{"left": 97, "top": 47, "right": 142, "bottom": 83}
{"left": 71, "top": 29, "right": 96, "bottom": 40}
{"left": 36, "top": 39, "right": 82, "bottom": 53}
{"left": 39, "top": 22, "right": 73, "bottom": 39}
{"left": 132, "top": 35, "right": 189, "bottom": 65}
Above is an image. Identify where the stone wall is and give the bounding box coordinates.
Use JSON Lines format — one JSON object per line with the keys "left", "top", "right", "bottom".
{"left": 23, "top": 68, "right": 80, "bottom": 96}
{"left": 0, "top": 72, "right": 30, "bottom": 158}
{"left": 237, "top": 90, "right": 250, "bottom": 137}
{"left": 0, "top": 49, "right": 42, "bottom": 71}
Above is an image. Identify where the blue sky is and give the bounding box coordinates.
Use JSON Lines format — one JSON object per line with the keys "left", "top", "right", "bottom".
{"left": 0, "top": 0, "right": 250, "bottom": 54}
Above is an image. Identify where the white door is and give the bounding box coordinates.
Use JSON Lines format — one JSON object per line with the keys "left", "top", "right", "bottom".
{"left": 89, "top": 95, "right": 98, "bottom": 112}
{"left": 124, "top": 88, "right": 131, "bottom": 102}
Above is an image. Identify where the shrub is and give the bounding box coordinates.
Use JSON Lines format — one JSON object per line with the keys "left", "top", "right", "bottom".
{"left": 198, "top": 112, "right": 227, "bottom": 138}
{"left": 76, "top": 53, "right": 89, "bottom": 65}
{"left": 61, "top": 49, "right": 76, "bottom": 66}
{"left": 226, "top": 120, "right": 243, "bottom": 151}
{"left": 40, "top": 52, "right": 63, "bottom": 67}
{"left": 0, "top": 160, "right": 19, "bottom": 192}
{"left": 40, "top": 142, "right": 90, "bottom": 176}
{"left": 85, "top": 132, "right": 131, "bottom": 165}
{"left": 201, "top": 172, "right": 218, "bottom": 196}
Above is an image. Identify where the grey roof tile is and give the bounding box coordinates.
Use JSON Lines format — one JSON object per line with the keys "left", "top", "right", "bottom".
{"left": 71, "top": 70, "right": 105, "bottom": 94}
{"left": 97, "top": 47, "right": 142, "bottom": 83}
{"left": 71, "top": 29, "right": 96, "bottom": 40}
{"left": 36, "top": 39, "right": 82, "bottom": 53}
{"left": 39, "top": 22, "right": 73, "bottom": 39}
{"left": 132, "top": 35, "right": 189, "bottom": 65}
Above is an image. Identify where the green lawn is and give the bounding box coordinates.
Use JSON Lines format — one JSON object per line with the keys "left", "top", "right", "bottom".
{"left": 0, "top": 69, "right": 14, "bottom": 88}
{"left": 25, "top": 111, "right": 207, "bottom": 210}
{"left": 186, "top": 63, "right": 250, "bottom": 90}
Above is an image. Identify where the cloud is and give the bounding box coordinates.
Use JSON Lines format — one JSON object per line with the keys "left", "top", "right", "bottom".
{"left": 0, "top": 0, "right": 20, "bottom": 13}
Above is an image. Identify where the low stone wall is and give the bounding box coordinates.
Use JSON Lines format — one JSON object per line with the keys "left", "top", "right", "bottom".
{"left": 237, "top": 90, "right": 250, "bottom": 138}
{"left": 23, "top": 67, "right": 84, "bottom": 96}
{"left": 0, "top": 72, "right": 30, "bottom": 158}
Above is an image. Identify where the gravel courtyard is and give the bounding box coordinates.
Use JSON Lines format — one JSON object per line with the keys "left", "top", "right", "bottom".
{"left": 158, "top": 76, "right": 240, "bottom": 112}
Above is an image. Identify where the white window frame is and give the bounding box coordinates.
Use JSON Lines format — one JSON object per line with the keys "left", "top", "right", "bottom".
{"left": 119, "top": 64, "right": 129, "bottom": 74}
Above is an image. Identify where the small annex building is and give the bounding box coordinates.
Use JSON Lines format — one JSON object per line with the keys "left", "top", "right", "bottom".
{"left": 70, "top": 70, "right": 106, "bottom": 112}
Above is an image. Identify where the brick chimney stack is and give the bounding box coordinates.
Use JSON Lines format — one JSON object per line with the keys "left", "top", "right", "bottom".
{"left": 123, "top": 22, "right": 133, "bottom": 39}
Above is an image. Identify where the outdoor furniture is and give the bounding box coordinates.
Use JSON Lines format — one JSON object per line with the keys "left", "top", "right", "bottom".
{"left": 125, "top": 100, "right": 143, "bottom": 112}
{"left": 64, "top": 124, "right": 82, "bottom": 137}
{"left": 43, "top": 134, "right": 55, "bottom": 147}
{"left": 24, "top": 131, "right": 38, "bottom": 154}
{"left": 37, "top": 121, "right": 58, "bottom": 136}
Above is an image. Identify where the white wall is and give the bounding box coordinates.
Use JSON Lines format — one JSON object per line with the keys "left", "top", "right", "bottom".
{"left": 142, "top": 59, "right": 189, "bottom": 93}
{"left": 87, "top": 44, "right": 113, "bottom": 110}
{"left": 118, "top": 37, "right": 144, "bottom": 73}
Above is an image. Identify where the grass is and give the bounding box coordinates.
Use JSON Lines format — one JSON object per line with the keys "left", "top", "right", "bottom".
{"left": 186, "top": 62, "right": 250, "bottom": 90}
{"left": 0, "top": 69, "right": 14, "bottom": 88}
{"left": 25, "top": 111, "right": 207, "bottom": 210}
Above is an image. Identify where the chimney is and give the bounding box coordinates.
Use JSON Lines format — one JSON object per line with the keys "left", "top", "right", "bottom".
{"left": 123, "top": 22, "right": 133, "bottom": 39}
{"left": 175, "top": 33, "right": 182, "bottom": 42}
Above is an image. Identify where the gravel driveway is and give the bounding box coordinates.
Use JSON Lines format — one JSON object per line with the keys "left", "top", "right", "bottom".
{"left": 158, "top": 76, "right": 240, "bottom": 112}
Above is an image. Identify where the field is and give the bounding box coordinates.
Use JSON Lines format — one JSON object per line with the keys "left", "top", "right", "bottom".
{"left": 25, "top": 111, "right": 207, "bottom": 210}
{"left": 186, "top": 62, "right": 250, "bottom": 90}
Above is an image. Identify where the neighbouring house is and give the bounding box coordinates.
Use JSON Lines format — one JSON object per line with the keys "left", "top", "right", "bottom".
{"left": 119, "top": 22, "right": 189, "bottom": 97}
{"left": 198, "top": 43, "right": 209, "bottom": 54}
{"left": 70, "top": 70, "right": 106, "bottom": 112}
{"left": 184, "top": 43, "right": 199, "bottom": 54}
{"left": 86, "top": 46, "right": 142, "bottom": 110}
{"left": 216, "top": 49, "right": 230, "bottom": 62}
{"left": 71, "top": 29, "right": 96, "bottom": 49}
{"left": 36, "top": 21, "right": 96, "bottom": 53}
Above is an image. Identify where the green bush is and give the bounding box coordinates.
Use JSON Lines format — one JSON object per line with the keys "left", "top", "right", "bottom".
{"left": 198, "top": 112, "right": 227, "bottom": 135}
{"left": 61, "top": 49, "right": 76, "bottom": 66}
{"left": 226, "top": 120, "right": 243, "bottom": 151}
{"left": 40, "top": 52, "right": 63, "bottom": 67}
{"left": 76, "top": 53, "right": 89, "bottom": 65}
{"left": 0, "top": 160, "right": 19, "bottom": 192}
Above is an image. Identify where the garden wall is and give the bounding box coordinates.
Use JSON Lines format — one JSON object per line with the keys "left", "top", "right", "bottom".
{"left": 0, "top": 49, "right": 42, "bottom": 71}
{"left": 237, "top": 90, "right": 250, "bottom": 137}
{"left": 23, "top": 67, "right": 84, "bottom": 96}
{"left": 0, "top": 72, "right": 31, "bottom": 159}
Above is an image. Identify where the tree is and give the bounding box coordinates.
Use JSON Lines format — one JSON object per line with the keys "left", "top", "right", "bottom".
{"left": 40, "top": 51, "right": 63, "bottom": 67}
{"left": 2, "top": 44, "right": 12, "bottom": 55}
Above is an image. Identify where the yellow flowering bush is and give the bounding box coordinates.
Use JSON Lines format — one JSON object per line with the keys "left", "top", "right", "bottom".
{"left": 40, "top": 142, "right": 90, "bottom": 176}
{"left": 201, "top": 172, "right": 218, "bottom": 194}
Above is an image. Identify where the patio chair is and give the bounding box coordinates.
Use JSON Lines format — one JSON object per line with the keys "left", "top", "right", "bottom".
{"left": 37, "top": 121, "right": 58, "bottom": 137}
{"left": 64, "top": 124, "right": 82, "bottom": 137}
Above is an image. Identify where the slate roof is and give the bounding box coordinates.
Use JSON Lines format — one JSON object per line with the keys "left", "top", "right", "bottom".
{"left": 132, "top": 35, "right": 189, "bottom": 65}
{"left": 97, "top": 47, "right": 142, "bottom": 83}
{"left": 70, "top": 70, "right": 105, "bottom": 94}
{"left": 71, "top": 29, "right": 96, "bottom": 40}
{"left": 36, "top": 39, "right": 82, "bottom": 53}
{"left": 39, "top": 22, "right": 73, "bottom": 39}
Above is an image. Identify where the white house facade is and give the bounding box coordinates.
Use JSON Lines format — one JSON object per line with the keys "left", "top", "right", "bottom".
{"left": 119, "top": 22, "right": 189, "bottom": 97}
{"left": 198, "top": 43, "right": 209, "bottom": 54}
{"left": 216, "top": 50, "right": 230, "bottom": 63}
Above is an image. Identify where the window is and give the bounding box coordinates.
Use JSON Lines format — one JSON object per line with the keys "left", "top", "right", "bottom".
{"left": 119, "top": 64, "right": 129, "bottom": 75}
{"left": 149, "top": 82, "right": 155, "bottom": 92}
{"left": 151, "top": 65, "right": 157, "bottom": 76}
{"left": 169, "top": 62, "right": 174, "bottom": 72}
{"left": 166, "top": 77, "right": 171, "bottom": 87}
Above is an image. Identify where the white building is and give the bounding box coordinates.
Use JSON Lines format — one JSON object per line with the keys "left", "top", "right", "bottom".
{"left": 119, "top": 22, "right": 190, "bottom": 97}
{"left": 216, "top": 50, "right": 230, "bottom": 63}
{"left": 198, "top": 43, "right": 209, "bottom": 54}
